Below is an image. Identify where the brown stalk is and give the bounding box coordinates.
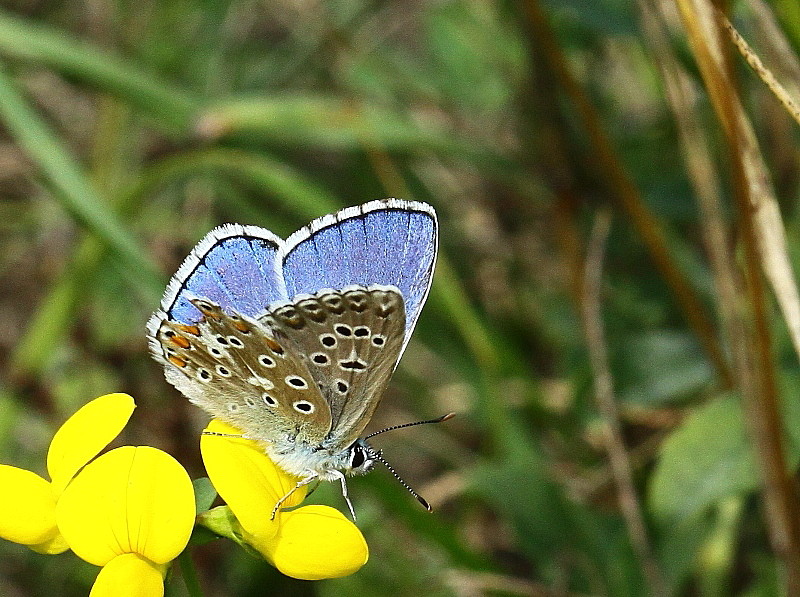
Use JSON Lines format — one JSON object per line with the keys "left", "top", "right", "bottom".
{"left": 674, "top": 0, "right": 800, "bottom": 590}
{"left": 521, "top": 0, "right": 733, "bottom": 389}
{"left": 720, "top": 12, "right": 800, "bottom": 127}
{"left": 581, "top": 209, "right": 667, "bottom": 596}
{"left": 639, "top": 0, "right": 740, "bottom": 366}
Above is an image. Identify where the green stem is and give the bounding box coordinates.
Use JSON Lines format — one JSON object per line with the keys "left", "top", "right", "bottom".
{"left": 178, "top": 550, "right": 204, "bottom": 597}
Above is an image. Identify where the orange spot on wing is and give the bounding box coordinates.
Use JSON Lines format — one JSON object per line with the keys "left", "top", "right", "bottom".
{"left": 170, "top": 335, "right": 191, "bottom": 349}
{"left": 264, "top": 337, "right": 284, "bottom": 354}
{"left": 176, "top": 324, "right": 201, "bottom": 336}
{"left": 168, "top": 355, "right": 188, "bottom": 368}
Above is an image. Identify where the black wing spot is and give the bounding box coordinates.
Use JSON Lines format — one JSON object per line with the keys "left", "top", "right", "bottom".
{"left": 335, "top": 324, "right": 352, "bottom": 337}
{"left": 286, "top": 375, "right": 309, "bottom": 389}
{"left": 262, "top": 393, "right": 277, "bottom": 406}
{"left": 320, "top": 292, "right": 345, "bottom": 314}
{"left": 339, "top": 358, "right": 367, "bottom": 372}
{"left": 320, "top": 334, "right": 337, "bottom": 348}
{"left": 210, "top": 347, "right": 222, "bottom": 357}
{"left": 353, "top": 326, "right": 370, "bottom": 337}
{"left": 335, "top": 380, "right": 349, "bottom": 394}
{"left": 259, "top": 355, "right": 276, "bottom": 368}
{"left": 245, "top": 397, "right": 256, "bottom": 407}
{"left": 372, "top": 335, "right": 386, "bottom": 347}
{"left": 293, "top": 400, "right": 314, "bottom": 414}
{"left": 216, "top": 365, "right": 231, "bottom": 377}
{"left": 298, "top": 299, "right": 327, "bottom": 323}
{"left": 216, "top": 336, "right": 229, "bottom": 345}
{"left": 198, "top": 369, "right": 212, "bottom": 381}
{"left": 228, "top": 336, "right": 244, "bottom": 347}
{"left": 311, "top": 353, "right": 330, "bottom": 365}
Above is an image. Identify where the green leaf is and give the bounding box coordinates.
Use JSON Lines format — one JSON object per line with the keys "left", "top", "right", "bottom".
{"left": 197, "top": 95, "right": 493, "bottom": 160}
{"left": 648, "top": 394, "right": 757, "bottom": 526}
{"left": 193, "top": 477, "right": 217, "bottom": 515}
{"left": 617, "top": 330, "right": 713, "bottom": 406}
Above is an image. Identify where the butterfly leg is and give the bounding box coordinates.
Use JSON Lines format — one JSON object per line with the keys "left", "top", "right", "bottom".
{"left": 331, "top": 470, "right": 357, "bottom": 521}
{"left": 271, "top": 474, "right": 318, "bottom": 520}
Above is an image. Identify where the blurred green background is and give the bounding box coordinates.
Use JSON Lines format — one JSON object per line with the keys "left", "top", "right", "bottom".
{"left": 2, "top": 0, "right": 800, "bottom": 595}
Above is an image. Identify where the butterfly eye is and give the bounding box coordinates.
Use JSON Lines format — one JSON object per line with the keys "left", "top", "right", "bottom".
{"left": 350, "top": 445, "right": 366, "bottom": 469}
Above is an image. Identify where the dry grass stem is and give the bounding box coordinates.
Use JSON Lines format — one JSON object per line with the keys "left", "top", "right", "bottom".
{"left": 719, "top": 10, "right": 800, "bottom": 127}
{"left": 641, "top": 0, "right": 739, "bottom": 364}
{"left": 675, "top": 0, "right": 800, "bottom": 589}
{"left": 581, "top": 209, "right": 667, "bottom": 597}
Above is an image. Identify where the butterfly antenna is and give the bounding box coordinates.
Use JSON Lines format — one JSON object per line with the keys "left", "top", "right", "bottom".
{"left": 365, "top": 412, "right": 455, "bottom": 439}
{"left": 365, "top": 447, "right": 432, "bottom": 511}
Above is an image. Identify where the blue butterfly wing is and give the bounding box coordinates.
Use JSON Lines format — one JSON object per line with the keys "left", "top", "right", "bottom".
{"left": 280, "top": 199, "right": 438, "bottom": 343}
{"left": 147, "top": 224, "right": 286, "bottom": 338}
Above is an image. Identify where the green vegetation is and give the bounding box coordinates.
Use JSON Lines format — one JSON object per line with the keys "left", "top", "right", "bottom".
{"left": 1, "top": 1, "right": 800, "bottom": 595}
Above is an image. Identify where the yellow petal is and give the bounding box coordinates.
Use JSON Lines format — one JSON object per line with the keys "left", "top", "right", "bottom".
{"left": 200, "top": 420, "right": 307, "bottom": 542}
{"left": 90, "top": 553, "right": 165, "bottom": 597}
{"left": 0, "top": 465, "right": 67, "bottom": 552}
{"left": 47, "top": 393, "right": 136, "bottom": 494}
{"left": 264, "top": 505, "right": 369, "bottom": 580}
{"left": 57, "top": 446, "right": 195, "bottom": 566}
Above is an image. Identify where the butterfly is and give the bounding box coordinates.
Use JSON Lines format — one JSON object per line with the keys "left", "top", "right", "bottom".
{"left": 146, "top": 199, "right": 439, "bottom": 519}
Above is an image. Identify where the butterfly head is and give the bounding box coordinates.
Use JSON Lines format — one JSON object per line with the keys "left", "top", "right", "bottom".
{"left": 344, "top": 438, "right": 376, "bottom": 476}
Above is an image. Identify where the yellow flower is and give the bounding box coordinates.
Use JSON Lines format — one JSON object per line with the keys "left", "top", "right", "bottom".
{"left": 56, "top": 445, "right": 195, "bottom": 597}
{"left": 0, "top": 393, "right": 135, "bottom": 554}
{"left": 200, "top": 420, "right": 369, "bottom": 580}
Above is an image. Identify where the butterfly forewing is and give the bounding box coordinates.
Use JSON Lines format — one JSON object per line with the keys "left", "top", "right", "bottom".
{"left": 146, "top": 224, "right": 285, "bottom": 346}
{"left": 154, "top": 298, "right": 332, "bottom": 446}
{"left": 264, "top": 285, "right": 406, "bottom": 449}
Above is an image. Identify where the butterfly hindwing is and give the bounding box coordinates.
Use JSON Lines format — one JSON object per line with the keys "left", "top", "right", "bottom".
{"left": 264, "top": 285, "right": 406, "bottom": 449}
{"left": 279, "top": 199, "right": 436, "bottom": 351}
{"left": 153, "top": 298, "right": 332, "bottom": 446}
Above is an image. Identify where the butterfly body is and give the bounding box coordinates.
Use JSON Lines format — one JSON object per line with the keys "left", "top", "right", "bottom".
{"left": 147, "top": 199, "right": 437, "bottom": 516}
